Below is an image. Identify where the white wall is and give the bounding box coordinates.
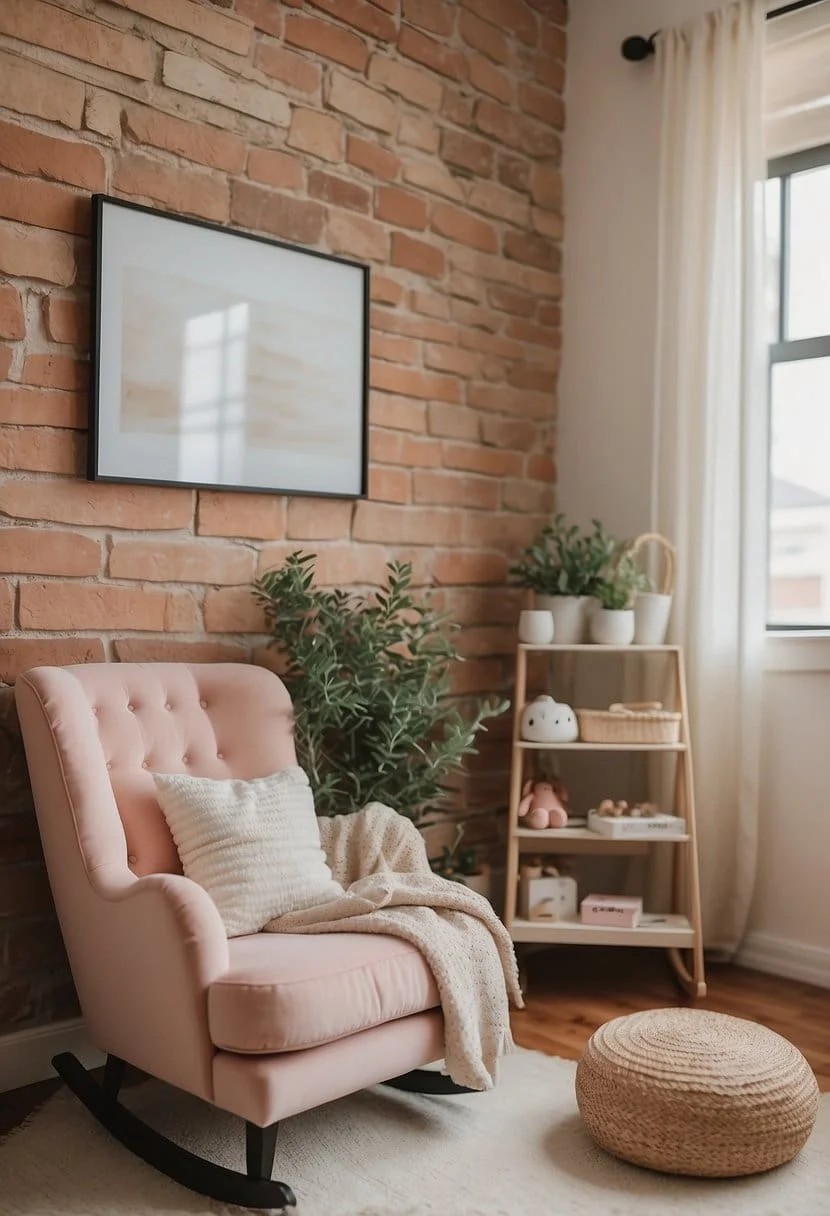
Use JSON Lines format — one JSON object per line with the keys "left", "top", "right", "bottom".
{"left": 560, "top": 0, "right": 830, "bottom": 984}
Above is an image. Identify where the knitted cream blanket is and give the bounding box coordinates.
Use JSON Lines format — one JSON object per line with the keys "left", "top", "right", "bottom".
{"left": 263, "top": 803, "right": 523, "bottom": 1090}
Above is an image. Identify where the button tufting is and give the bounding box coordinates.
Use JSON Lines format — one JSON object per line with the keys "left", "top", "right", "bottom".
{"left": 91, "top": 707, "right": 99, "bottom": 716}
{"left": 141, "top": 761, "right": 148, "bottom": 769}
{"left": 127, "top": 854, "right": 136, "bottom": 865}
{"left": 106, "top": 762, "right": 112, "bottom": 770}
{"left": 182, "top": 754, "right": 190, "bottom": 765}
{"left": 127, "top": 703, "right": 135, "bottom": 712}
{"left": 217, "top": 752, "right": 224, "bottom": 760}
{"left": 199, "top": 699, "right": 207, "bottom": 709}
{"left": 165, "top": 703, "right": 172, "bottom": 711}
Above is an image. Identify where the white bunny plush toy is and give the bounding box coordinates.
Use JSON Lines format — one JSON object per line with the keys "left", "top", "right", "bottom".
{"left": 520, "top": 695, "right": 579, "bottom": 744}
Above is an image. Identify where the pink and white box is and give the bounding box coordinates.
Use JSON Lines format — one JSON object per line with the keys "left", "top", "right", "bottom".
{"left": 581, "top": 894, "right": 642, "bottom": 928}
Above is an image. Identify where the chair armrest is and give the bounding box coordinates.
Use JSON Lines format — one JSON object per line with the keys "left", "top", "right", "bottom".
{"left": 79, "top": 865, "right": 230, "bottom": 1099}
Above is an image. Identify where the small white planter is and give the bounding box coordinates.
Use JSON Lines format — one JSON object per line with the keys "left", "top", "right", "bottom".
{"left": 634, "top": 591, "right": 673, "bottom": 645}
{"left": 535, "top": 594, "right": 592, "bottom": 643}
{"left": 518, "top": 609, "right": 554, "bottom": 645}
{"left": 590, "top": 608, "right": 635, "bottom": 646}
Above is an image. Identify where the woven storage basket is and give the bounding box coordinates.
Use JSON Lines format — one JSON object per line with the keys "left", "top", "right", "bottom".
{"left": 576, "top": 702, "right": 681, "bottom": 745}
{"left": 576, "top": 1008, "right": 819, "bottom": 1177}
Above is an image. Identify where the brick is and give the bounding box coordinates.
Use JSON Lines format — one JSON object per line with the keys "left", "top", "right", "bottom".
{"left": 287, "top": 109, "right": 343, "bottom": 164}
{"left": 309, "top": 171, "right": 371, "bottom": 214}
{"left": 467, "top": 381, "right": 551, "bottom": 418}
{"left": 0, "top": 637, "right": 105, "bottom": 685}
{"left": 432, "top": 203, "right": 498, "bottom": 253}
{"left": 519, "top": 82, "right": 565, "bottom": 129}
{"left": 286, "top": 499, "right": 353, "bottom": 540}
{"left": 0, "top": 176, "right": 87, "bottom": 237}
{"left": 254, "top": 40, "right": 322, "bottom": 95}
{"left": 433, "top": 549, "right": 507, "bottom": 583}
{"left": 0, "top": 51, "right": 85, "bottom": 130}
{"left": 0, "top": 286, "right": 24, "bottom": 341}
{"left": 114, "top": 638, "right": 248, "bottom": 664}
{"left": 84, "top": 90, "right": 122, "bottom": 140}
{"left": 347, "top": 136, "right": 401, "bottom": 182}
{"left": 375, "top": 186, "right": 428, "bottom": 231}
{"left": 0, "top": 0, "right": 154, "bottom": 79}
{"left": 0, "top": 224, "right": 76, "bottom": 287}
{"left": 398, "top": 26, "right": 467, "bottom": 81}
{"left": 481, "top": 415, "right": 536, "bottom": 448}
{"left": 469, "top": 55, "right": 512, "bottom": 105}
{"left": 460, "top": 0, "right": 536, "bottom": 45}
{"left": 21, "top": 355, "right": 86, "bottom": 393}
{"left": 0, "top": 578, "right": 11, "bottom": 629}
{"left": 537, "top": 301, "right": 560, "bottom": 328}
{"left": 413, "top": 470, "right": 499, "bottom": 510}
{"left": 0, "top": 347, "right": 12, "bottom": 381}
{"left": 531, "top": 165, "right": 562, "bottom": 209}
{"left": 307, "top": 0, "right": 397, "bottom": 41}
{"left": 459, "top": 10, "right": 508, "bottom": 63}
{"left": 476, "top": 100, "right": 560, "bottom": 159}
{"left": 528, "top": 452, "right": 555, "bottom": 480}
{"left": 371, "top": 306, "right": 457, "bottom": 344}
{"left": 442, "top": 441, "right": 523, "bottom": 476}
{"left": 371, "top": 363, "right": 460, "bottom": 403}
{"left": 162, "top": 52, "right": 290, "bottom": 126}
{"left": 247, "top": 148, "right": 303, "bottom": 192}
{"left": 506, "top": 316, "right": 556, "bottom": 345}
{"left": 328, "top": 74, "right": 397, "bottom": 135}
{"left": 487, "top": 283, "right": 536, "bottom": 316}
{"left": 204, "top": 587, "right": 267, "bottom": 633}
{"left": 371, "top": 276, "right": 405, "bottom": 305}
{"left": 369, "top": 395, "right": 428, "bottom": 433}
{"left": 428, "top": 402, "right": 479, "bottom": 440}
{"left": 502, "top": 477, "right": 553, "bottom": 513}
{"left": 230, "top": 182, "right": 325, "bottom": 244}
{"left": 533, "top": 53, "right": 565, "bottom": 94}
{"left": 110, "top": 539, "right": 255, "bottom": 584}
{"left": 123, "top": 105, "right": 246, "bottom": 174}
{"left": 285, "top": 15, "right": 369, "bottom": 71}
{"left": 0, "top": 480, "right": 192, "bottom": 530}
{"left": 236, "top": 0, "right": 281, "bottom": 35}
{"left": 398, "top": 115, "right": 439, "bottom": 155}
{"left": 504, "top": 230, "right": 559, "bottom": 271}
{"left": 0, "top": 528, "right": 100, "bottom": 575}
{"left": 410, "top": 290, "right": 450, "bottom": 319}
{"left": 443, "top": 94, "right": 477, "bottom": 137}
{"left": 20, "top": 581, "right": 199, "bottom": 632}
{"left": 542, "top": 23, "right": 566, "bottom": 60}
{"left": 471, "top": 184, "right": 528, "bottom": 228}
{"left": 372, "top": 332, "right": 419, "bottom": 363}
{"left": 368, "top": 465, "right": 411, "bottom": 503}
{"left": 0, "top": 121, "right": 106, "bottom": 192}
{"left": 368, "top": 55, "right": 443, "bottom": 111}
{"left": 197, "top": 491, "right": 285, "bottom": 540}
{"left": 533, "top": 207, "right": 563, "bottom": 240}
{"left": 403, "top": 161, "right": 463, "bottom": 202}
{"left": 276, "top": 542, "right": 386, "bottom": 586}
{"left": 424, "top": 343, "right": 479, "bottom": 377}
{"left": 391, "top": 232, "right": 445, "bottom": 279}
{"left": 109, "top": 0, "right": 252, "bottom": 55}
{"left": 0, "top": 427, "right": 83, "bottom": 474}
{"left": 402, "top": 0, "right": 454, "bottom": 35}
{"left": 507, "top": 363, "right": 555, "bottom": 391}
{"left": 353, "top": 501, "right": 461, "bottom": 545}
{"left": 43, "top": 296, "right": 88, "bottom": 347}
{"left": 0, "top": 388, "right": 85, "bottom": 429}
{"left": 498, "top": 153, "right": 531, "bottom": 194}
{"left": 328, "top": 212, "right": 389, "bottom": 262}
{"left": 115, "top": 154, "right": 229, "bottom": 223}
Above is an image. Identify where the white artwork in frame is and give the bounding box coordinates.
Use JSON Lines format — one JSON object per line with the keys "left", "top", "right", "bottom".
{"left": 89, "top": 195, "right": 369, "bottom": 498}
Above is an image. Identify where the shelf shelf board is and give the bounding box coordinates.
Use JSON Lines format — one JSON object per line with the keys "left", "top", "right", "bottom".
{"left": 513, "top": 827, "right": 689, "bottom": 854}
{"left": 514, "top": 741, "right": 686, "bottom": 752}
{"left": 509, "top": 914, "right": 694, "bottom": 948}
{"left": 518, "top": 644, "right": 680, "bottom": 653}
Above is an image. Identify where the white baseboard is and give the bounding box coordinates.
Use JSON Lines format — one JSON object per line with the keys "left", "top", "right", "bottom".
{"left": 737, "top": 930, "right": 830, "bottom": 990}
{"left": 0, "top": 1017, "right": 104, "bottom": 1094}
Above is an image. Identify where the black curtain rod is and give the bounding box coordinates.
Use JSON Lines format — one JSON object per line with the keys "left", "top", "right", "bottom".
{"left": 621, "top": 0, "right": 826, "bottom": 60}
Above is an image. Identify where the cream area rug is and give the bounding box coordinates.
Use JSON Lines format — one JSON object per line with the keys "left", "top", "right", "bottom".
{"left": 0, "top": 1049, "right": 827, "bottom": 1216}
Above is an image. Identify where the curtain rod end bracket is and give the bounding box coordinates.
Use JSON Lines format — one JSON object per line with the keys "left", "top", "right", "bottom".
{"left": 621, "top": 34, "right": 656, "bottom": 61}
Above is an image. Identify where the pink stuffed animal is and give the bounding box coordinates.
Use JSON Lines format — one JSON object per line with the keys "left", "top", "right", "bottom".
{"left": 518, "top": 779, "right": 569, "bottom": 830}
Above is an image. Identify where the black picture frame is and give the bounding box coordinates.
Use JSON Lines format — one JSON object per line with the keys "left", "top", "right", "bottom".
{"left": 86, "top": 194, "right": 366, "bottom": 498}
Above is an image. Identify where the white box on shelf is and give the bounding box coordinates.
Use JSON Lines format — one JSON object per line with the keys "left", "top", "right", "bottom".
{"left": 587, "top": 809, "right": 686, "bottom": 838}
{"left": 581, "top": 894, "right": 642, "bottom": 928}
{"left": 518, "top": 874, "right": 578, "bottom": 922}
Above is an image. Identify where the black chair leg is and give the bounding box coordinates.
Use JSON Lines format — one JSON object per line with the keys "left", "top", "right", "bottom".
{"left": 103, "top": 1053, "right": 126, "bottom": 1101}
{"left": 246, "top": 1120, "right": 279, "bottom": 1182}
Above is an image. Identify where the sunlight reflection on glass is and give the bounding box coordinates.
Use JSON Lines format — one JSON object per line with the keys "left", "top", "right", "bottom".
{"left": 179, "top": 303, "right": 249, "bottom": 484}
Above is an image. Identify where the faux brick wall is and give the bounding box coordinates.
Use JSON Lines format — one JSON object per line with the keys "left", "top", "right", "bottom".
{"left": 0, "top": 0, "right": 565, "bottom": 1032}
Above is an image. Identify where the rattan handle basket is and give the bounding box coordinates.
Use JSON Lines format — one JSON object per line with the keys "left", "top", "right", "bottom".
{"left": 576, "top": 701, "right": 682, "bottom": 745}
{"left": 624, "top": 532, "right": 676, "bottom": 596}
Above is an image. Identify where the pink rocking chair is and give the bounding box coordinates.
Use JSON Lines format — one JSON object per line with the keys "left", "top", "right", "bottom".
{"left": 16, "top": 663, "right": 473, "bottom": 1209}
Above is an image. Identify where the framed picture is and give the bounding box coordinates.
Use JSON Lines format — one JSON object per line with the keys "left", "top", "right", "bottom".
{"left": 89, "top": 195, "right": 369, "bottom": 498}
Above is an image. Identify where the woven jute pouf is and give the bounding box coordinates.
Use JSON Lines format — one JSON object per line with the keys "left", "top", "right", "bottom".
{"left": 575, "top": 1007, "right": 819, "bottom": 1177}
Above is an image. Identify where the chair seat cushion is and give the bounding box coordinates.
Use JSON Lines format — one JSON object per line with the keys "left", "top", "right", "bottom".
{"left": 208, "top": 931, "right": 440, "bottom": 1053}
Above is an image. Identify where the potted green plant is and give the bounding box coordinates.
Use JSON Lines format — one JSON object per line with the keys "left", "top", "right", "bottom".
{"left": 429, "top": 822, "right": 491, "bottom": 899}
{"left": 590, "top": 548, "right": 652, "bottom": 645}
{"left": 509, "top": 516, "right": 616, "bottom": 643}
{"left": 253, "top": 552, "right": 507, "bottom": 821}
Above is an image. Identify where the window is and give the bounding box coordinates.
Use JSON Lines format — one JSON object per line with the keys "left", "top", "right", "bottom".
{"left": 766, "top": 143, "right": 830, "bottom": 629}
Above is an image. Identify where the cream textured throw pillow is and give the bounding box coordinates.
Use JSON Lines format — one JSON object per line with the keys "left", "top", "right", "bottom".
{"left": 152, "top": 767, "right": 343, "bottom": 938}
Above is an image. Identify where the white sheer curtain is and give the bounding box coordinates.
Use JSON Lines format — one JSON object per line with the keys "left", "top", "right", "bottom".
{"left": 651, "top": 0, "right": 767, "bottom": 954}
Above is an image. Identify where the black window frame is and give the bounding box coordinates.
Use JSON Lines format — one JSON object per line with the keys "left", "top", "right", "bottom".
{"left": 766, "top": 141, "right": 830, "bottom": 632}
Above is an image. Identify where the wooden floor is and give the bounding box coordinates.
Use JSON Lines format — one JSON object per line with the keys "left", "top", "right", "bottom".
{"left": 1, "top": 952, "right": 827, "bottom": 1141}
{"left": 512, "top": 947, "right": 830, "bottom": 1091}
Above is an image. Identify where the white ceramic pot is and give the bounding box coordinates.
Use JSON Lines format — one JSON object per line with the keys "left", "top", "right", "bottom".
{"left": 590, "top": 608, "right": 635, "bottom": 646}
{"left": 633, "top": 592, "right": 672, "bottom": 645}
{"left": 518, "top": 609, "right": 554, "bottom": 645}
{"left": 535, "top": 594, "right": 592, "bottom": 644}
